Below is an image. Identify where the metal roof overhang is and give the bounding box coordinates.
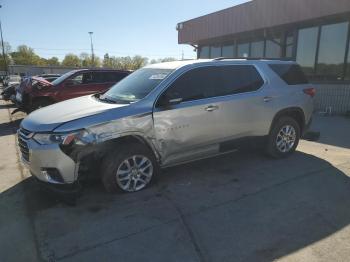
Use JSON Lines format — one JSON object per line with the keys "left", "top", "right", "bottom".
{"left": 177, "top": 0, "right": 350, "bottom": 45}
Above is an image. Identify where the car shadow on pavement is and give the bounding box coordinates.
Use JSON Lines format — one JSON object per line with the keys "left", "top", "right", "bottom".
{"left": 0, "top": 103, "right": 17, "bottom": 110}
{"left": 0, "top": 119, "right": 22, "bottom": 137}
{"left": 1, "top": 150, "right": 350, "bottom": 262}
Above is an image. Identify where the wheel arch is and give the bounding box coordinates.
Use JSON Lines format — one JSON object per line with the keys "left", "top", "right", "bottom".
{"left": 270, "top": 107, "right": 306, "bottom": 134}
{"left": 98, "top": 134, "right": 160, "bottom": 162}
{"left": 67, "top": 133, "right": 160, "bottom": 182}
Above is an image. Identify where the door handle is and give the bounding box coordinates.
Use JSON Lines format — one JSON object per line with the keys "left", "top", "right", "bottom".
{"left": 205, "top": 105, "right": 219, "bottom": 112}
{"left": 263, "top": 96, "right": 273, "bottom": 103}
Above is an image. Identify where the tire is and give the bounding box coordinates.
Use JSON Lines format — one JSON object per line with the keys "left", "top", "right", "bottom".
{"left": 101, "top": 143, "right": 159, "bottom": 193}
{"left": 30, "top": 98, "right": 53, "bottom": 112}
{"left": 266, "top": 116, "right": 301, "bottom": 158}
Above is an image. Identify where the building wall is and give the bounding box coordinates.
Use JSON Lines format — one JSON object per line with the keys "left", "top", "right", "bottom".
{"left": 178, "top": 0, "right": 350, "bottom": 44}
{"left": 314, "top": 84, "right": 350, "bottom": 114}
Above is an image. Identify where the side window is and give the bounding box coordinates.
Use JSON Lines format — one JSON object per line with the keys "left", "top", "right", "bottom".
{"left": 90, "top": 72, "right": 127, "bottom": 83}
{"left": 105, "top": 72, "right": 117, "bottom": 82}
{"left": 216, "top": 65, "right": 264, "bottom": 96}
{"left": 163, "top": 67, "right": 219, "bottom": 102}
{"left": 66, "top": 72, "right": 93, "bottom": 86}
{"left": 269, "top": 64, "right": 309, "bottom": 85}
{"left": 66, "top": 73, "right": 83, "bottom": 86}
{"left": 82, "top": 72, "right": 94, "bottom": 84}
{"left": 91, "top": 72, "right": 107, "bottom": 83}
{"left": 113, "top": 72, "right": 128, "bottom": 82}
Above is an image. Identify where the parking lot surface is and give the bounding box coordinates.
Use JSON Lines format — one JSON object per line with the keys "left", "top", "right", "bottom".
{"left": 1, "top": 97, "right": 350, "bottom": 262}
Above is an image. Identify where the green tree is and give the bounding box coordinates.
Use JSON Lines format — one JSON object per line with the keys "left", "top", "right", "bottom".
{"left": 108, "top": 55, "right": 148, "bottom": 70}
{"left": 150, "top": 57, "right": 176, "bottom": 64}
{"left": 62, "top": 53, "right": 81, "bottom": 67}
{"left": 80, "top": 52, "right": 90, "bottom": 67}
{"left": 131, "top": 55, "right": 148, "bottom": 69}
{"left": 0, "top": 42, "right": 12, "bottom": 70}
{"left": 103, "top": 53, "right": 113, "bottom": 68}
{"left": 80, "top": 52, "right": 101, "bottom": 68}
{"left": 47, "top": 57, "right": 60, "bottom": 66}
{"left": 11, "top": 45, "right": 42, "bottom": 65}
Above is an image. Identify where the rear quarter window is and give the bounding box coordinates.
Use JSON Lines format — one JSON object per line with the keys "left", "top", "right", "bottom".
{"left": 217, "top": 65, "right": 264, "bottom": 96}
{"left": 269, "top": 64, "right": 309, "bottom": 85}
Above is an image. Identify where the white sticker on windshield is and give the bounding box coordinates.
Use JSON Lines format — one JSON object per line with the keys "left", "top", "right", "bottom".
{"left": 149, "top": 74, "right": 167, "bottom": 80}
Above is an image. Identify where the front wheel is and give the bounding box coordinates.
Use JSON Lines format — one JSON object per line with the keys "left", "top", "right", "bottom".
{"left": 101, "top": 143, "right": 158, "bottom": 193}
{"left": 266, "top": 117, "right": 301, "bottom": 158}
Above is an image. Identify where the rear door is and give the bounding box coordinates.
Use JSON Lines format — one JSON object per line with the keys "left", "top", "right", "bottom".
{"left": 211, "top": 64, "right": 272, "bottom": 140}
{"left": 58, "top": 72, "right": 92, "bottom": 100}
{"left": 58, "top": 71, "right": 110, "bottom": 101}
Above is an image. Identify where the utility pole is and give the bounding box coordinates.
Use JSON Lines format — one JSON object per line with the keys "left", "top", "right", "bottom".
{"left": 0, "top": 5, "right": 7, "bottom": 75}
{"left": 181, "top": 49, "right": 184, "bottom": 60}
{"left": 88, "top": 32, "right": 95, "bottom": 67}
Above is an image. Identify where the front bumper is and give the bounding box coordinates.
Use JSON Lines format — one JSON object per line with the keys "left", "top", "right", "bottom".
{"left": 17, "top": 129, "right": 78, "bottom": 185}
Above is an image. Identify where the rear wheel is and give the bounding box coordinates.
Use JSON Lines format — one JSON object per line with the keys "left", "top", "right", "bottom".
{"left": 266, "top": 117, "right": 301, "bottom": 158}
{"left": 101, "top": 143, "right": 158, "bottom": 193}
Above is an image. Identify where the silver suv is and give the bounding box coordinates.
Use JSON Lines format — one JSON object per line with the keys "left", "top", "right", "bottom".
{"left": 18, "top": 59, "right": 314, "bottom": 193}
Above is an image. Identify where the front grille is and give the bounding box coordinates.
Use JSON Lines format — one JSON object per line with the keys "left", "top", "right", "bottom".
{"left": 18, "top": 128, "right": 33, "bottom": 162}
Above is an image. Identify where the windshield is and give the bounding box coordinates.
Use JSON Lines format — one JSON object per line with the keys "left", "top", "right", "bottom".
{"left": 51, "top": 70, "right": 77, "bottom": 86}
{"left": 101, "top": 68, "right": 174, "bottom": 103}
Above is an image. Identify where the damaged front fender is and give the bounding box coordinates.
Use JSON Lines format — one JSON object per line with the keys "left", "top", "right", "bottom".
{"left": 59, "top": 113, "right": 160, "bottom": 182}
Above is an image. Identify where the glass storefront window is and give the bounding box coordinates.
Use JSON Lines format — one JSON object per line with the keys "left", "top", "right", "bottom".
{"left": 296, "top": 27, "right": 319, "bottom": 76}
{"left": 286, "top": 35, "right": 294, "bottom": 58}
{"left": 317, "top": 22, "right": 349, "bottom": 81}
{"left": 222, "top": 45, "right": 235, "bottom": 58}
{"left": 251, "top": 41, "right": 264, "bottom": 57}
{"left": 199, "top": 46, "right": 210, "bottom": 58}
{"left": 346, "top": 40, "right": 350, "bottom": 80}
{"left": 265, "top": 38, "right": 281, "bottom": 58}
{"left": 210, "top": 46, "right": 222, "bottom": 58}
{"left": 238, "top": 43, "right": 249, "bottom": 57}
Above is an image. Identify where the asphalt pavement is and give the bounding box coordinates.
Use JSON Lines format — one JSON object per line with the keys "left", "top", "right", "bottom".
{"left": 0, "top": 95, "right": 350, "bottom": 262}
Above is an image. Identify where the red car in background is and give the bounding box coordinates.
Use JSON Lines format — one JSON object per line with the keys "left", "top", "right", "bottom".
{"left": 16, "top": 69, "right": 131, "bottom": 112}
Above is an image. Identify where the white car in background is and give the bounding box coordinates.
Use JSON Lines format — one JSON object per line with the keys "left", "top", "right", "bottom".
{"left": 4, "top": 75, "right": 22, "bottom": 87}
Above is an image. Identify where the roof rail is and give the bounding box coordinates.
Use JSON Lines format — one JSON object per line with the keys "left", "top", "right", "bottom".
{"left": 213, "top": 57, "right": 295, "bottom": 61}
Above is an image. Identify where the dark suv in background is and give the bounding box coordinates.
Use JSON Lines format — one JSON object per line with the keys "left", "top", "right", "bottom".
{"left": 15, "top": 69, "right": 130, "bottom": 112}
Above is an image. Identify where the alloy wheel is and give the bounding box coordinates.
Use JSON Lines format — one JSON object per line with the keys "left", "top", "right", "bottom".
{"left": 116, "top": 155, "right": 153, "bottom": 192}
{"left": 275, "top": 125, "right": 297, "bottom": 153}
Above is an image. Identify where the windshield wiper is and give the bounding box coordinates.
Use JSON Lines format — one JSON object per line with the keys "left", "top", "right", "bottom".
{"left": 100, "top": 97, "right": 117, "bottom": 104}
{"left": 94, "top": 94, "right": 116, "bottom": 104}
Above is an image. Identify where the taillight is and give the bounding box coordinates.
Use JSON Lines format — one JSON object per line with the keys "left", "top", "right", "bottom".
{"left": 303, "top": 87, "right": 316, "bottom": 98}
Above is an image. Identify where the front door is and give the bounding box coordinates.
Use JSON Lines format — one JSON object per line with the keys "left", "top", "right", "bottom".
{"left": 58, "top": 71, "right": 110, "bottom": 101}
{"left": 153, "top": 66, "right": 222, "bottom": 166}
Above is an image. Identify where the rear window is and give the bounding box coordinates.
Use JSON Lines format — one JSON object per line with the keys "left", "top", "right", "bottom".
{"left": 269, "top": 64, "right": 309, "bottom": 85}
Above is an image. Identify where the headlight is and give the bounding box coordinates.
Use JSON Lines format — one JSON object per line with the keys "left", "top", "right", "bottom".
{"left": 33, "top": 130, "right": 96, "bottom": 146}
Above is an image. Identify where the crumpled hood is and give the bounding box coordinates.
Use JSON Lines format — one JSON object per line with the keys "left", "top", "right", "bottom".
{"left": 21, "top": 95, "right": 127, "bottom": 132}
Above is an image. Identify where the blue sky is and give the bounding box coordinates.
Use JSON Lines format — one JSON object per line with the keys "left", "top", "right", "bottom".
{"left": 1, "top": 0, "right": 248, "bottom": 61}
